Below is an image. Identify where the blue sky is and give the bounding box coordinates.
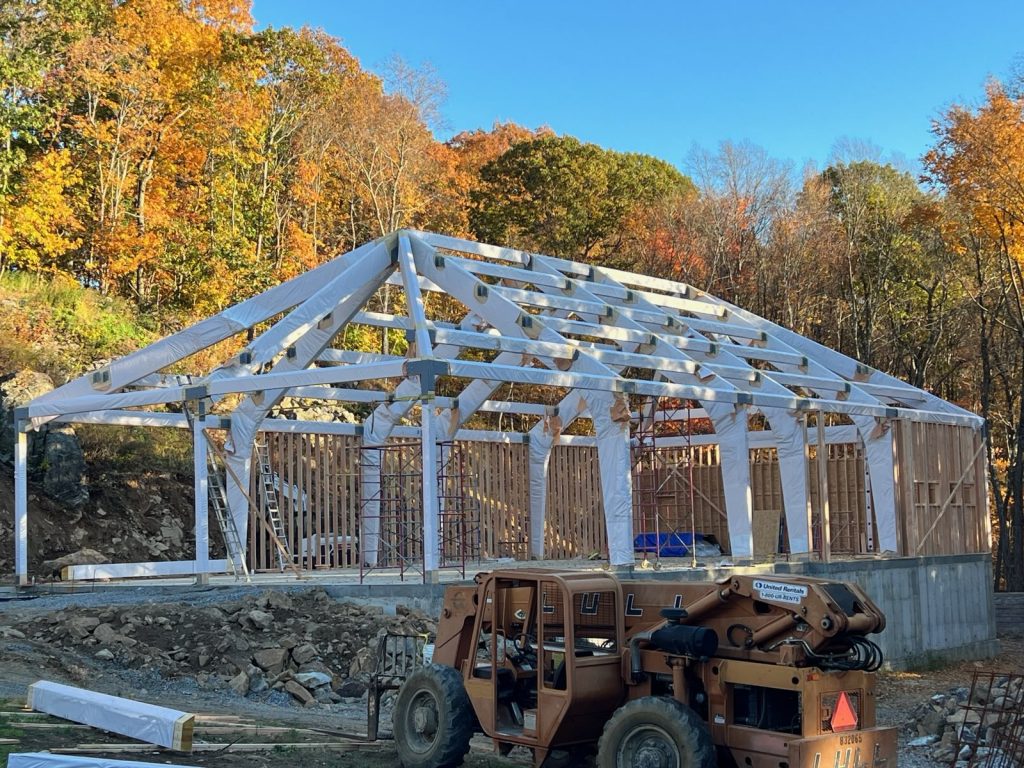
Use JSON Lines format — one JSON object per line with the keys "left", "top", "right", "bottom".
{"left": 251, "top": 1, "right": 1024, "bottom": 173}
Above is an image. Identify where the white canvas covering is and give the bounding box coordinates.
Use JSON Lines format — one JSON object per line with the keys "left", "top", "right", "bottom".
{"left": 27, "top": 681, "right": 194, "bottom": 751}
{"left": 16, "top": 229, "right": 984, "bottom": 580}
{"left": 8, "top": 755, "right": 201, "bottom": 768}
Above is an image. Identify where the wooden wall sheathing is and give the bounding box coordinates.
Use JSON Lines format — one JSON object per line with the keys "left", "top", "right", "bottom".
{"left": 242, "top": 422, "right": 988, "bottom": 571}
{"left": 892, "top": 421, "right": 987, "bottom": 557}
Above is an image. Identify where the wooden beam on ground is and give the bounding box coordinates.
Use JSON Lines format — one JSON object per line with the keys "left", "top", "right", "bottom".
{"left": 63, "top": 560, "right": 229, "bottom": 580}
{"left": 27, "top": 681, "right": 194, "bottom": 751}
{"left": 52, "top": 742, "right": 383, "bottom": 754}
{"left": 8, "top": 753, "right": 201, "bottom": 767}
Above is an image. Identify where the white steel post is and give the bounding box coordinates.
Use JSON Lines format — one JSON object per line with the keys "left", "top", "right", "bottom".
{"left": 14, "top": 422, "right": 29, "bottom": 586}
{"left": 421, "top": 401, "right": 440, "bottom": 577}
{"left": 194, "top": 416, "right": 210, "bottom": 579}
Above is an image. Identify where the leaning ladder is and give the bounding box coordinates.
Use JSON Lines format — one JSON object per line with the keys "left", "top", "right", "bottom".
{"left": 207, "top": 452, "right": 251, "bottom": 581}
{"left": 185, "top": 405, "right": 250, "bottom": 581}
{"left": 254, "top": 438, "right": 292, "bottom": 570}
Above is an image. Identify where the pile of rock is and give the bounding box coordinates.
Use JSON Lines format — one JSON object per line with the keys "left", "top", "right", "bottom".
{"left": 14, "top": 588, "right": 434, "bottom": 709}
{"left": 909, "top": 676, "right": 1024, "bottom": 765}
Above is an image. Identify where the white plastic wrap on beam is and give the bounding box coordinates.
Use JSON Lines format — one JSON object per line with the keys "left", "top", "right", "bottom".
{"left": 762, "top": 407, "right": 812, "bottom": 554}
{"left": 434, "top": 327, "right": 712, "bottom": 379}
{"left": 9, "top": 754, "right": 202, "bottom": 768}
{"left": 27, "top": 681, "right": 194, "bottom": 751}
{"left": 63, "top": 560, "right": 230, "bottom": 580}
{"left": 624, "top": 306, "right": 766, "bottom": 342}
{"left": 52, "top": 411, "right": 189, "bottom": 428}
{"left": 319, "top": 349, "right": 404, "bottom": 365}
{"left": 479, "top": 400, "right": 550, "bottom": 415}
{"left": 26, "top": 360, "right": 410, "bottom": 424}
{"left": 412, "top": 229, "right": 531, "bottom": 265}
{"left": 491, "top": 283, "right": 612, "bottom": 317}
{"left": 576, "top": 278, "right": 727, "bottom": 318}
{"left": 856, "top": 381, "right": 930, "bottom": 404}
{"left": 31, "top": 239, "right": 383, "bottom": 407}
{"left": 435, "top": 327, "right": 579, "bottom": 359}
{"left": 451, "top": 257, "right": 570, "bottom": 289}
{"left": 286, "top": 386, "right": 396, "bottom": 403}
{"left": 443, "top": 358, "right": 907, "bottom": 418}
{"left": 653, "top": 425, "right": 860, "bottom": 449}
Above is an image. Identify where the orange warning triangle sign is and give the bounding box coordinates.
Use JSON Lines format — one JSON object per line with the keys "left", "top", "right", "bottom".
{"left": 831, "top": 691, "right": 859, "bottom": 732}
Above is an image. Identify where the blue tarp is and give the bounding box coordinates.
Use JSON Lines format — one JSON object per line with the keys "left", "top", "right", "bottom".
{"left": 633, "top": 532, "right": 722, "bottom": 558}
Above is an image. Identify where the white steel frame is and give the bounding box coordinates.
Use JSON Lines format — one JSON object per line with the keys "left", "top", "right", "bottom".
{"left": 13, "top": 230, "right": 984, "bottom": 583}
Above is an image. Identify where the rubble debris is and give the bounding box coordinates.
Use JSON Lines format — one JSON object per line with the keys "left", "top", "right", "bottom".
{"left": 9, "top": 588, "right": 434, "bottom": 710}
{"left": 908, "top": 672, "right": 1024, "bottom": 766}
{"left": 27, "top": 680, "right": 195, "bottom": 751}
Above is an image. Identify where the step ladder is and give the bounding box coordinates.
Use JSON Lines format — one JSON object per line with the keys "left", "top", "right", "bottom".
{"left": 255, "top": 438, "right": 292, "bottom": 570}
{"left": 184, "top": 406, "right": 250, "bottom": 581}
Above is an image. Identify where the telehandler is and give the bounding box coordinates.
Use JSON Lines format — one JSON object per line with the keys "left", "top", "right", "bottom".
{"left": 392, "top": 569, "right": 897, "bottom": 768}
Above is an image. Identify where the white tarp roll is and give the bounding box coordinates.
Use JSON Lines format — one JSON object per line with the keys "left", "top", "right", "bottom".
{"left": 707, "top": 402, "right": 754, "bottom": 559}
{"left": 27, "top": 681, "right": 194, "bottom": 751}
{"left": 8, "top": 755, "right": 202, "bottom": 768}
{"left": 761, "top": 407, "right": 812, "bottom": 554}
{"left": 852, "top": 415, "right": 899, "bottom": 552}
{"left": 528, "top": 429, "right": 554, "bottom": 558}
{"left": 584, "top": 390, "right": 634, "bottom": 566}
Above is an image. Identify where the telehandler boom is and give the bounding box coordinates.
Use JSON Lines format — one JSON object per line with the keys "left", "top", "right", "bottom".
{"left": 393, "top": 569, "right": 897, "bottom": 768}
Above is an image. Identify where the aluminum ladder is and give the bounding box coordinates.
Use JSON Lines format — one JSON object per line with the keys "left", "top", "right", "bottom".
{"left": 184, "top": 405, "right": 250, "bottom": 581}
{"left": 254, "top": 438, "right": 292, "bottom": 570}
{"left": 206, "top": 451, "right": 251, "bottom": 581}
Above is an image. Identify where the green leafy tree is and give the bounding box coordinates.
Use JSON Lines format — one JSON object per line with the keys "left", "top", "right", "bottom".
{"left": 470, "top": 135, "right": 693, "bottom": 260}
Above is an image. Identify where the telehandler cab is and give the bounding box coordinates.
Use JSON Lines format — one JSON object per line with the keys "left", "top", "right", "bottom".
{"left": 393, "top": 569, "right": 897, "bottom": 768}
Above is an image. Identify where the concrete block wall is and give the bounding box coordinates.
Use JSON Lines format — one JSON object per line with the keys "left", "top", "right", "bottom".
{"left": 993, "top": 592, "right": 1024, "bottom": 636}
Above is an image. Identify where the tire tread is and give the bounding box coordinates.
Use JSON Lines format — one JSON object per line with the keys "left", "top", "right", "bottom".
{"left": 393, "top": 663, "right": 474, "bottom": 768}
{"left": 596, "top": 696, "right": 715, "bottom": 768}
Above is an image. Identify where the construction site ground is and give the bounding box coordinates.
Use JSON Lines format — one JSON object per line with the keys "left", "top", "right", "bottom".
{"left": 0, "top": 586, "right": 1020, "bottom": 768}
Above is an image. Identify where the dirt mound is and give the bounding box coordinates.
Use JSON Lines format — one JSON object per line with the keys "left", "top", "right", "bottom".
{"left": 5, "top": 588, "right": 435, "bottom": 708}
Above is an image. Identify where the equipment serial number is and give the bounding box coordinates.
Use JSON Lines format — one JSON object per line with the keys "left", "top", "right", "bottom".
{"left": 839, "top": 734, "right": 863, "bottom": 745}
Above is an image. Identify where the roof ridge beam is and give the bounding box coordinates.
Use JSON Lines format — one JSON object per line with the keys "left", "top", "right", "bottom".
{"left": 397, "top": 232, "right": 434, "bottom": 360}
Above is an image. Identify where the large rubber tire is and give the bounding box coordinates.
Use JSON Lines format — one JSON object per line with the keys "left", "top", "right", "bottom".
{"left": 597, "top": 696, "right": 715, "bottom": 768}
{"left": 393, "top": 664, "right": 474, "bottom": 768}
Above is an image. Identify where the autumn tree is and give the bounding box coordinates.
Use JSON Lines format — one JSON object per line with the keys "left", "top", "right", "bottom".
{"left": 924, "top": 81, "right": 1024, "bottom": 590}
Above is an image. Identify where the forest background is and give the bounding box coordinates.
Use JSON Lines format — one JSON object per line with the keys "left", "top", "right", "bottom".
{"left": 2, "top": 0, "right": 1023, "bottom": 588}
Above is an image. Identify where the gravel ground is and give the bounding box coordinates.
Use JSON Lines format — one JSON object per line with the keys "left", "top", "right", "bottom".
{"left": 1, "top": 587, "right": 1020, "bottom": 767}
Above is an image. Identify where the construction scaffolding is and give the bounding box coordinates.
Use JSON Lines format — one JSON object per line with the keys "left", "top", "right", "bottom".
{"left": 359, "top": 440, "right": 480, "bottom": 583}
{"left": 631, "top": 398, "right": 701, "bottom": 568}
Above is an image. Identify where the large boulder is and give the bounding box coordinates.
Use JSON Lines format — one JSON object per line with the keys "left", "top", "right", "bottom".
{"left": 0, "top": 370, "right": 53, "bottom": 464}
{"left": 0, "top": 369, "right": 88, "bottom": 506}
{"left": 42, "top": 548, "right": 108, "bottom": 578}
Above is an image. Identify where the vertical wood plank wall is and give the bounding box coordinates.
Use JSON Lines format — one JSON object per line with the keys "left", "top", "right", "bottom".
{"left": 245, "top": 423, "right": 988, "bottom": 570}
{"left": 892, "top": 422, "right": 988, "bottom": 557}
